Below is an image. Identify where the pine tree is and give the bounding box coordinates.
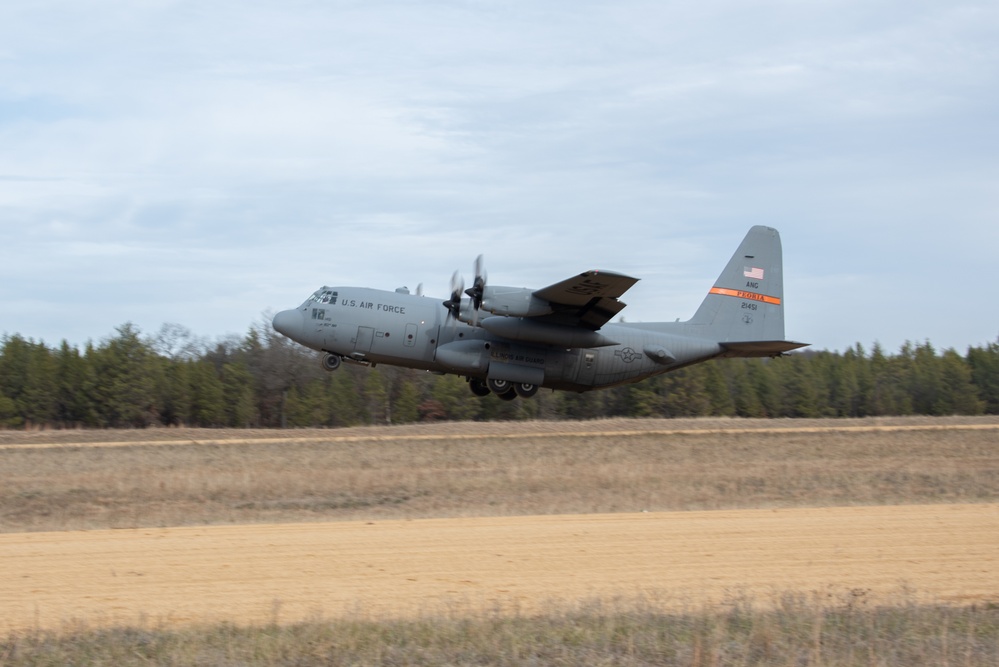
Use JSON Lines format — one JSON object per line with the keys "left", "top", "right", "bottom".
{"left": 659, "top": 368, "right": 711, "bottom": 417}
{"left": 54, "top": 341, "right": 98, "bottom": 426}
{"left": 392, "top": 379, "right": 421, "bottom": 424}
{"left": 827, "top": 349, "right": 861, "bottom": 417}
{"left": 0, "top": 394, "right": 20, "bottom": 428}
{"left": 728, "top": 360, "right": 765, "bottom": 417}
{"left": 364, "top": 368, "right": 389, "bottom": 425}
{"left": 623, "top": 381, "right": 664, "bottom": 417}
{"left": 870, "top": 342, "right": 912, "bottom": 415}
{"left": 749, "top": 359, "right": 780, "bottom": 417}
{"left": 188, "top": 360, "right": 226, "bottom": 426}
{"left": 327, "top": 366, "right": 369, "bottom": 426}
{"left": 910, "top": 342, "right": 945, "bottom": 414}
{"left": 429, "top": 375, "right": 483, "bottom": 421}
{"left": 938, "top": 349, "right": 984, "bottom": 415}
{"left": 780, "top": 355, "right": 823, "bottom": 418}
{"left": 21, "top": 339, "right": 59, "bottom": 426}
{"left": 221, "top": 361, "right": 256, "bottom": 427}
{"left": 0, "top": 335, "right": 32, "bottom": 425}
{"left": 90, "top": 323, "right": 162, "bottom": 427}
{"left": 704, "top": 363, "right": 735, "bottom": 416}
{"left": 967, "top": 340, "right": 999, "bottom": 413}
{"left": 159, "top": 358, "right": 193, "bottom": 425}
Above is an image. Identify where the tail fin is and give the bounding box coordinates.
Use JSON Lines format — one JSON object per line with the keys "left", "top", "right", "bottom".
{"left": 689, "top": 226, "right": 807, "bottom": 355}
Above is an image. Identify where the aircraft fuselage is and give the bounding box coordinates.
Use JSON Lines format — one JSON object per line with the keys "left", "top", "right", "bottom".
{"left": 272, "top": 226, "right": 807, "bottom": 398}
{"left": 273, "top": 285, "right": 724, "bottom": 393}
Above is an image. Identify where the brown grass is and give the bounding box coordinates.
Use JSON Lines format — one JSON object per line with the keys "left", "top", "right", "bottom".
{"left": 4, "top": 418, "right": 999, "bottom": 662}
{"left": 2, "top": 417, "right": 997, "bottom": 533}
{"left": 4, "top": 593, "right": 999, "bottom": 666}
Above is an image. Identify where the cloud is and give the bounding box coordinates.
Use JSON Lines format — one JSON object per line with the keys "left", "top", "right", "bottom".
{"left": 1, "top": 1, "right": 997, "bottom": 352}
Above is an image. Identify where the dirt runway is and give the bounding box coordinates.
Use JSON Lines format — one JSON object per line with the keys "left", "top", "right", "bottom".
{"left": 3, "top": 504, "right": 997, "bottom": 632}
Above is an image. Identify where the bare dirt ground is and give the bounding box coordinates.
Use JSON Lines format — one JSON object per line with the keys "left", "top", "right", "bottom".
{"left": 3, "top": 504, "right": 997, "bottom": 633}
{"left": 2, "top": 417, "right": 997, "bottom": 633}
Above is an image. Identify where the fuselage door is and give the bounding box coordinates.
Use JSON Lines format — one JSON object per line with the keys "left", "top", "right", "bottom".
{"left": 576, "top": 350, "right": 598, "bottom": 385}
{"left": 354, "top": 326, "right": 375, "bottom": 354}
{"left": 404, "top": 323, "right": 418, "bottom": 347}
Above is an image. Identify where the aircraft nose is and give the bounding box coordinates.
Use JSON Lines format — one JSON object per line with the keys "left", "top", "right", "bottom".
{"left": 272, "top": 309, "right": 303, "bottom": 340}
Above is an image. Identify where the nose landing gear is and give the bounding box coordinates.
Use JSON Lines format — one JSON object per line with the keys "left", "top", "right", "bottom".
{"left": 321, "top": 353, "right": 342, "bottom": 372}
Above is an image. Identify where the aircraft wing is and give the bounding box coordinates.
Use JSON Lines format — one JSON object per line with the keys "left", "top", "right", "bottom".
{"left": 532, "top": 270, "right": 639, "bottom": 330}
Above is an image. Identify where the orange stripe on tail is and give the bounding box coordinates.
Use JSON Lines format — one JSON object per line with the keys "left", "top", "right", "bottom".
{"left": 708, "top": 287, "right": 782, "bottom": 306}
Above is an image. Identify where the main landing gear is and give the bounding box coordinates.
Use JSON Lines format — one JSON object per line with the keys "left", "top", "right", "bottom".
{"left": 469, "top": 378, "right": 540, "bottom": 400}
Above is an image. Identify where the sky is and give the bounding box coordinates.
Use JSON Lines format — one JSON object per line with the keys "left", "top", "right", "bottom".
{"left": 1, "top": 1, "right": 997, "bottom": 355}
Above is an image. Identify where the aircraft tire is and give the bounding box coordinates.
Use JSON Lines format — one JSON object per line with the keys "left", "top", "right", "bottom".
{"left": 496, "top": 387, "right": 518, "bottom": 401}
{"left": 514, "top": 383, "right": 539, "bottom": 398}
{"left": 469, "top": 378, "right": 491, "bottom": 397}
{"left": 487, "top": 378, "right": 512, "bottom": 395}
{"left": 321, "top": 353, "right": 342, "bottom": 372}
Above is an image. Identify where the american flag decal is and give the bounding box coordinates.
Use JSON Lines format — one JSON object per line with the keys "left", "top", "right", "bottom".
{"left": 744, "top": 266, "right": 764, "bottom": 280}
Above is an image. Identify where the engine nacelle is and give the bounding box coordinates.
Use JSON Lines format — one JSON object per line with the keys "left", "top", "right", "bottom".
{"left": 455, "top": 296, "right": 480, "bottom": 325}
{"left": 480, "top": 286, "right": 553, "bottom": 317}
{"left": 435, "top": 339, "right": 490, "bottom": 371}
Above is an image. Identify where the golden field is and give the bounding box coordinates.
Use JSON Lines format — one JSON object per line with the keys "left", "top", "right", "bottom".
{"left": 2, "top": 417, "right": 998, "bottom": 665}
{"left": 2, "top": 416, "right": 997, "bottom": 531}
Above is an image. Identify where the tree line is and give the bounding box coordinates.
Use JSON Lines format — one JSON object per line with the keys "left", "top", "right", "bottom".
{"left": 1, "top": 321, "right": 997, "bottom": 429}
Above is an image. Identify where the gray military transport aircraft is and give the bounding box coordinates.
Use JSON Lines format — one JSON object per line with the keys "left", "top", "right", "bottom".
{"left": 272, "top": 226, "right": 807, "bottom": 400}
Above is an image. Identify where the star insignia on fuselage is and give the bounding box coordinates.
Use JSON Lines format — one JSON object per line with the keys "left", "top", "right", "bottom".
{"left": 615, "top": 347, "right": 642, "bottom": 363}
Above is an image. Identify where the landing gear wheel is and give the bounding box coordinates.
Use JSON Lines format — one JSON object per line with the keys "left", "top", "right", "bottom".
{"left": 321, "top": 353, "right": 342, "bottom": 372}
{"left": 514, "top": 383, "right": 539, "bottom": 398}
{"left": 487, "top": 378, "right": 512, "bottom": 395}
{"left": 469, "top": 378, "right": 491, "bottom": 397}
{"left": 496, "top": 387, "right": 518, "bottom": 401}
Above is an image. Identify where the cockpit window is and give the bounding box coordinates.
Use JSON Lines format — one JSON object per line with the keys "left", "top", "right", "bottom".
{"left": 310, "top": 289, "right": 338, "bottom": 305}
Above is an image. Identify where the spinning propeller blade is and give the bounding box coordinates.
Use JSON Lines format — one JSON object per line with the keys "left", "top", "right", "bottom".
{"left": 465, "top": 254, "right": 486, "bottom": 310}
{"left": 442, "top": 270, "right": 464, "bottom": 323}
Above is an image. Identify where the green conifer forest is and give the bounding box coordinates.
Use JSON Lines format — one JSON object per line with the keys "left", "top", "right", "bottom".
{"left": 2, "top": 322, "right": 996, "bottom": 428}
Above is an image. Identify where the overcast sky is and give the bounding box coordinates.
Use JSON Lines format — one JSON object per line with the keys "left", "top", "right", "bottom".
{"left": 2, "top": 1, "right": 997, "bottom": 354}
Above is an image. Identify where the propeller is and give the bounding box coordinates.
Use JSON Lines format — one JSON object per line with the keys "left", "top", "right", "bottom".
{"left": 443, "top": 256, "right": 486, "bottom": 326}
{"left": 442, "top": 270, "right": 464, "bottom": 323}
{"left": 416, "top": 283, "right": 423, "bottom": 297}
{"left": 464, "top": 254, "right": 487, "bottom": 310}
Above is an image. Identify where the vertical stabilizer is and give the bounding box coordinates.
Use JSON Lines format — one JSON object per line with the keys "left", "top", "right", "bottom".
{"left": 689, "top": 226, "right": 796, "bottom": 348}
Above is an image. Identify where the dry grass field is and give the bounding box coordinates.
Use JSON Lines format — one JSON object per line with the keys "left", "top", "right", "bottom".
{"left": 2, "top": 416, "right": 998, "bottom": 665}
{"left": 1, "top": 416, "right": 997, "bottom": 532}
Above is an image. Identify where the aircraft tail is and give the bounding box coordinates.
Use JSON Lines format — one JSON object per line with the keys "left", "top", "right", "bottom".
{"left": 688, "top": 226, "right": 807, "bottom": 355}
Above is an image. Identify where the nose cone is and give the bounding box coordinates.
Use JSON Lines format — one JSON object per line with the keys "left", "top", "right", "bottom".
{"left": 272, "top": 309, "right": 303, "bottom": 340}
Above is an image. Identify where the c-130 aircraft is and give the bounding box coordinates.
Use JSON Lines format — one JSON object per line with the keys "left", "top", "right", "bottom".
{"left": 272, "top": 226, "right": 807, "bottom": 400}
